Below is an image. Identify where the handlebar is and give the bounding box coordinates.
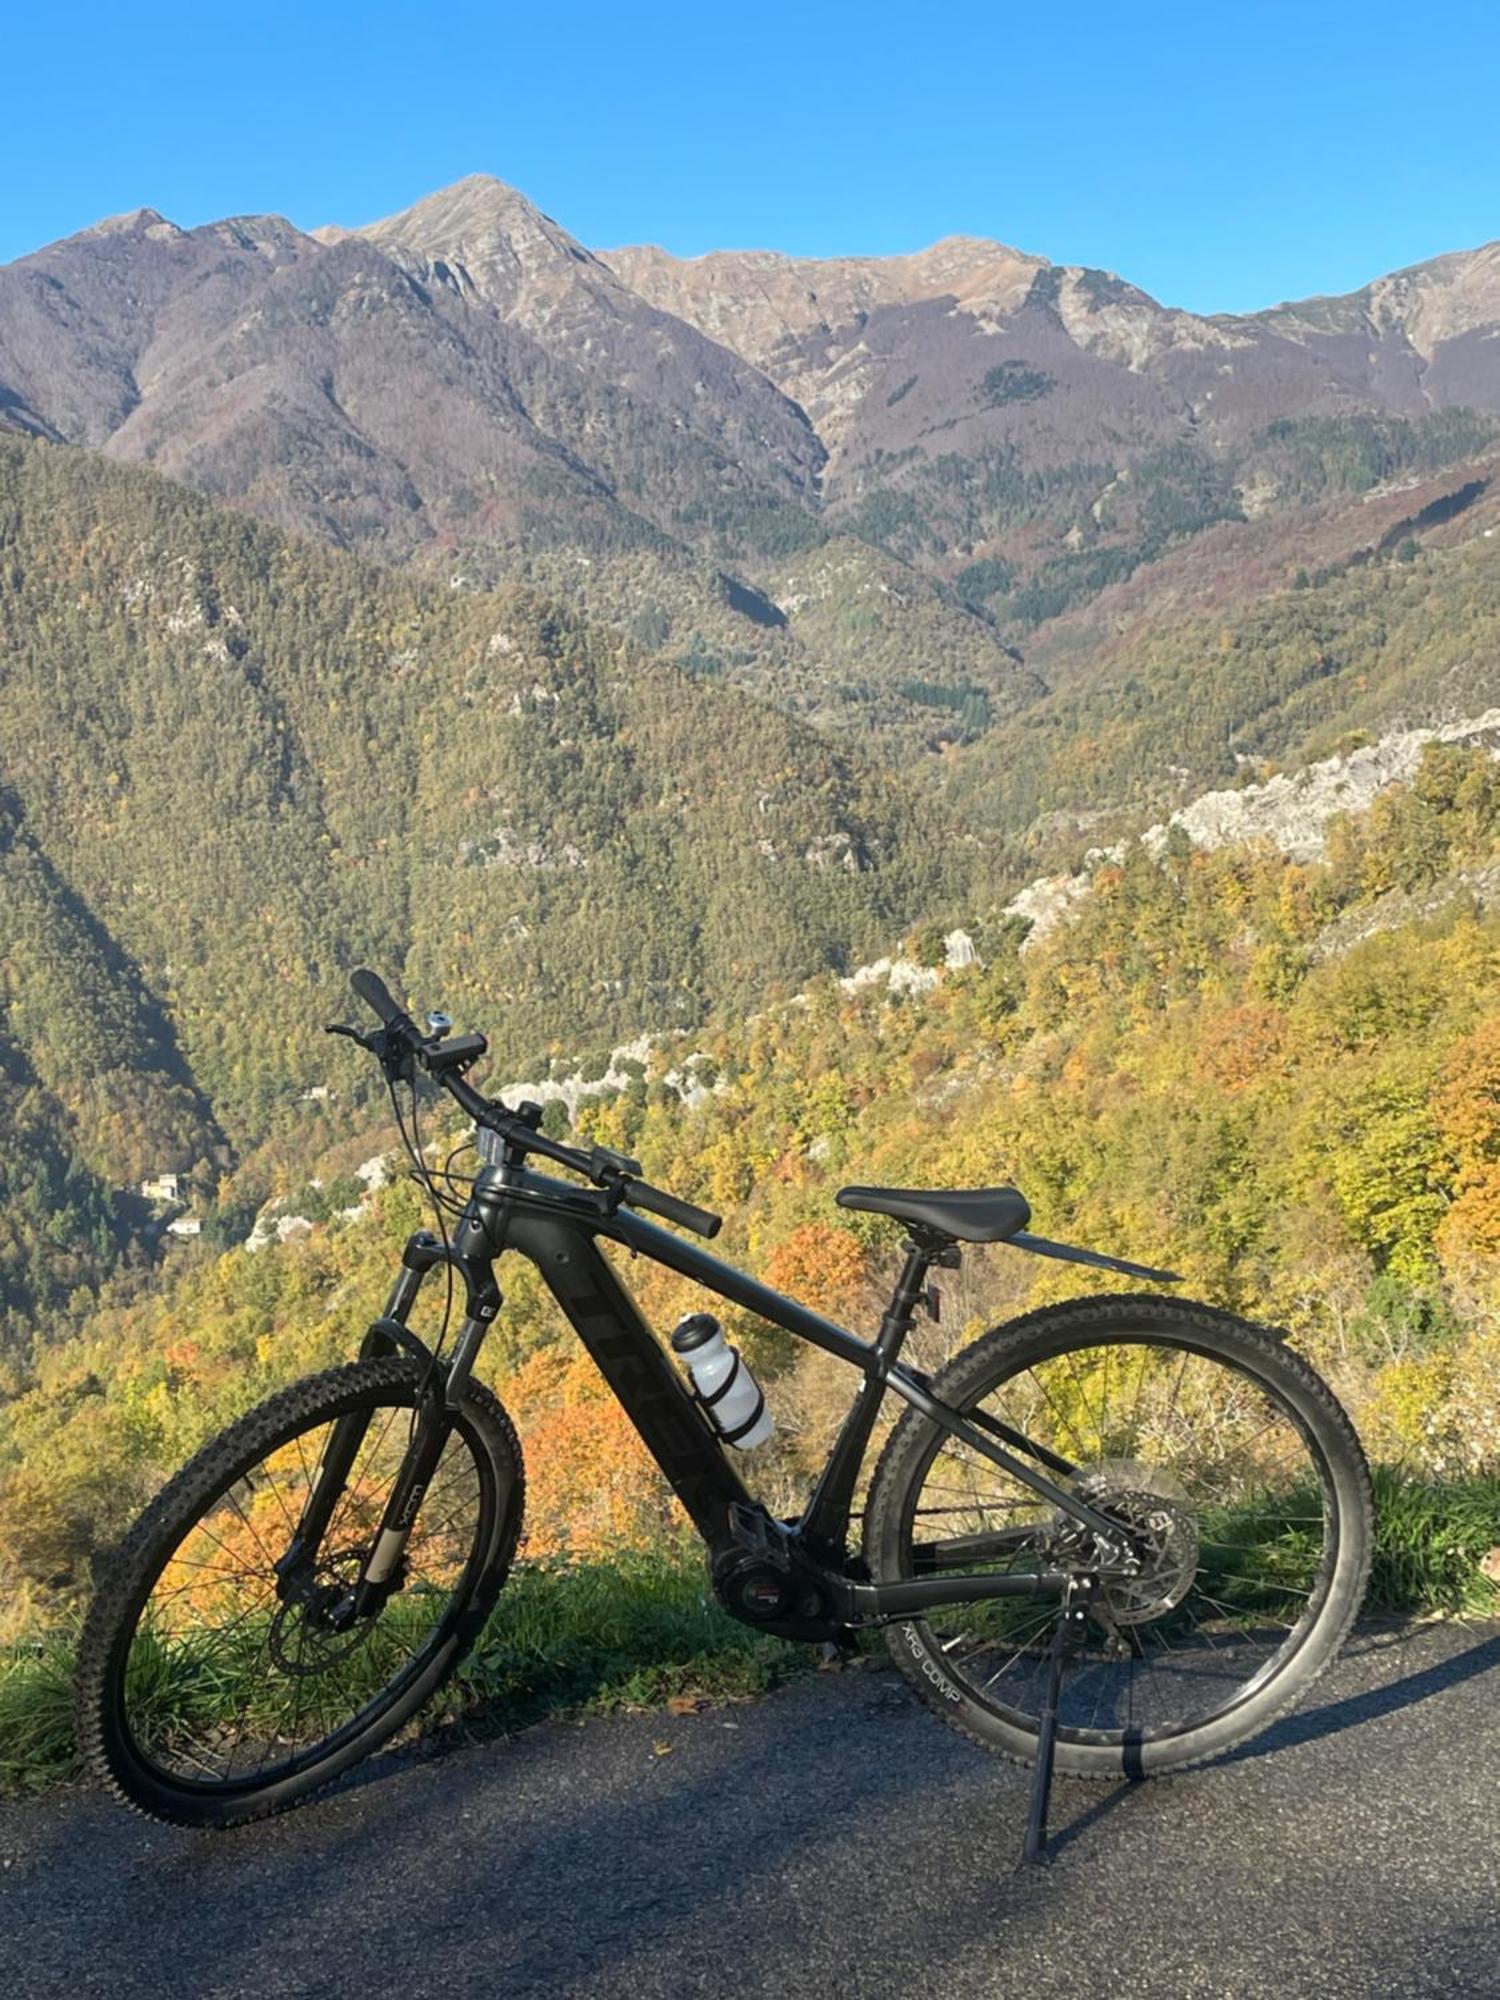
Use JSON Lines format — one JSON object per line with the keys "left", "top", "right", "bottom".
{"left": 341, "top": 967, "right": 722, "bottom": 1240}
{"left": 349, "top": 967, "right": 408, "bottom": 1028}
{"left": 620, "top": 1180, "right": 722, "bottom": 1238}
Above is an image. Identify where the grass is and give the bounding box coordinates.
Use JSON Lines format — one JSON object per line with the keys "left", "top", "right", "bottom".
{"left": 0, "top": 1546, "right": 807, "bottom": 1795}
{"left": 0, "top": 1626, "right": 75, "bottom": 1791}
{"left": 451, "top": 1549, "right": 806, "bottom": 1722}
{"left": 2, "top": 1471, "right": 1495, "bottom": 1796}
{"left": 1366, "top": 1467, "right": 1500, "bottom": 1615}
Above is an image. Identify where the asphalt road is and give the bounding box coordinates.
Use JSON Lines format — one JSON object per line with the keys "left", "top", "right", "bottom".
{"left": 2, "top": 1620, "right": 1498, "bottom": 2000}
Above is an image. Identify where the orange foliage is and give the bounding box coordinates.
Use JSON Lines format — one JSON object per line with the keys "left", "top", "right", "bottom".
{"left": 1195, "top": 1003, "right": 1287, "bottom": 1093}
{"left": 507, "top": 1349, "right": 675, "bottom": 1557}
{"left": 1435, "top": 1019, "right": 1500, "bottom": 1256}
{"left": 763, "top": 1223, "right": 868, "bottom": 1319}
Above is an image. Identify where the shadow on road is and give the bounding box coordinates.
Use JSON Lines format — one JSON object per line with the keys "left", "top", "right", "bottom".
{"left": 1040, "top": 1775, "right": 1142, "bottom": 1859}
{"left": 7, "top": 1623, "right": 1496, "bottom": 2000}
{"left": 1221, "top": 1624, "right": 1500, "bottom": 1764}
{"left": 1044, "top": 1623, "right": 1500, "bottom": 1861}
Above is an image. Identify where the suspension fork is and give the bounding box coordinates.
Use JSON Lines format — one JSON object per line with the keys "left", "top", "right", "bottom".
{"left": 350, "top": 1214, "right": 503, "bottom": 1617}
{"left": 271, "top": 1254, "right": 426, "bottom": 1601}
{"left": 276, "top": 1223, "right": 502, "bottom": 1618}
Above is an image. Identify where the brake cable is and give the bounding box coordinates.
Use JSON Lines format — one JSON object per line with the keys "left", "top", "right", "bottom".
{"left": 386, "top": 1072, "right": 455, "bottom": 1411}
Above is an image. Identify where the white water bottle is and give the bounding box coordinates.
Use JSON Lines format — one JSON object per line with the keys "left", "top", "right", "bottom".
{"left": 671, "top": 1314, "right": 774, "bottom": 1451}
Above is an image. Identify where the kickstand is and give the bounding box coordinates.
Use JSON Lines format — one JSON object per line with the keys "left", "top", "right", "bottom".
{"left": 1020, "top": 1574, "right": 1096, "bottom": 1867}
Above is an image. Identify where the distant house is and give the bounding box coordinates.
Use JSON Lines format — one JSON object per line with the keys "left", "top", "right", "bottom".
{"left": 166, "top": 1216, "right": 203, "bottom": 1239}
{"left": 300, "top": 1085, "right": 334, "bottom": 1104}
{"left": 140, "top": 1172, "right": 184, "bottom": 1203}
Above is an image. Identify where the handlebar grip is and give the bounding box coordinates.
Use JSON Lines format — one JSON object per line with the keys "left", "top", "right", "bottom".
{"left": 627, "top": 1181, "right": 722, "bottom": 1240}
{"left": 350, "top": 967, "right": 407, "bottom": 1027}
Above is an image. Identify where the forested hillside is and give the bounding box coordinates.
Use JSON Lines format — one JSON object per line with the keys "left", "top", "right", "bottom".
{"left": 943, "top": 460, "right": 1500, "bottom": 856}
{"left": 6, "top": 184, "right": 1500, "bottom": 769}
{"left": 0, "top": 437, "right": 979, "bottom": 1359}
{"left": 4, "top": 744, "right": 1497, "bottom": 1618}
{"left": 0, "top": 787, "right": 216, "bottom": 1362}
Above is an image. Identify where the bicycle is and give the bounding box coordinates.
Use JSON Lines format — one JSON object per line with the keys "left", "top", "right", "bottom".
{"left": 77, "top": 970, "right": 1374, "bottom": 1855}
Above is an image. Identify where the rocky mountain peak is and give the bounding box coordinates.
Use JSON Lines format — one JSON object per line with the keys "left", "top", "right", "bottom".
{"left": 603, "top": 233, "right": 1051, "bottom": 377}
{"left": 350, "top": 173, "right": 617, "bottom": 325}
{"left": 1247, "top": 238, "right": 1500, "bottom": 358}
{"left": 71, "top": 207, "right": 185, "bottom": 245}
{"left": 1361, "top": 241, "right": 1500, "bottom": 353}
{"left": 195, "top": 214, "right": 316, "bottom": 263}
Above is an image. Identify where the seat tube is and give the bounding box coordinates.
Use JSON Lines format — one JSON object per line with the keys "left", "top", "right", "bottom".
{"left": 874, "top": 1240, "right": 934, "bottom": 1365}
{"left": 798, "top": 1239, "right": 934, "bottom": 1553}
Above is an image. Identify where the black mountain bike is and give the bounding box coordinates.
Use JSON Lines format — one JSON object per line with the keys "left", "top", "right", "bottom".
{"left": 77, "top": 971, "right": 1373, "bottom": 1854}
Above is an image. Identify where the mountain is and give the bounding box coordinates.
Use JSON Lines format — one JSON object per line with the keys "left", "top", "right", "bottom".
{"left": 0, "top": 434, "right": 984, "bottom": 1352}
{"left": 3, "top": 187, "right": 1500, "bottom": 919}
{"left": 349, "top": 177, "right": 820, "bottom": 479}
{"left": 7, "top": 734, "right": 1499, "bottom": 1597}
{"left": 6, "top": 181, "right": 1500, "bottom": 769}
{"left": 606, "top": 232, "right": 1500, "bottom": 631}
{"left": 0, "top": 187, "right": 821, "bottom": 565}
{"left": 939, "top": 444, "right": 1500, "bottom": 854}
{"left": 602, "top": 235, "right": 1053, "bottom": 436}
{"left": 0, "top": 208, "right": 316, "bottom": 447}
{"left": 0, "top": 785, "right": 219, "bottom": 1364}
{"left": 1248, "top": 239, "right": 1500, "bottom": 406}
{"left": 607, "top": 233, "right": 1500, "bottom": 459}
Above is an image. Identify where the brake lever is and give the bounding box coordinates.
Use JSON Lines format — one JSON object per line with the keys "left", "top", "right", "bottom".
{"left": 325, "top": 1022, "right": 375, "bottom": 1049}
{"left": 325, "top": 1020, "right": 414, "bottom": 1082}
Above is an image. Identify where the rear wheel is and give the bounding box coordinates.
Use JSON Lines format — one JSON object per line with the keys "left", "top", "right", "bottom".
{"left": 76, "top": 1357, "right": 523, "bottom": 1827}
{"left": 865, "top": 1295, "right": 1371, "bottom": 1777}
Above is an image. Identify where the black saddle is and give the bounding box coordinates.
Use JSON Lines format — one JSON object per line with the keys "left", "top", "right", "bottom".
{"left": 836, "top": 1183, "right": 1032, "bottom": 1243}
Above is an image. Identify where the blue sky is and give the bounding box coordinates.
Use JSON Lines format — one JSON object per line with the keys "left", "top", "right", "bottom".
{"left": 6, "top": 1, "right": 1498, "bottom": 313}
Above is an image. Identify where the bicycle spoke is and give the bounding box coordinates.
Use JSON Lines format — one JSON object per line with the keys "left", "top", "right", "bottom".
{"left": 898, "top": 1328, "right": 1341, "bottom": 1746}
{"left": 121, "top": 1383, "right": 491, "bottom": 1795}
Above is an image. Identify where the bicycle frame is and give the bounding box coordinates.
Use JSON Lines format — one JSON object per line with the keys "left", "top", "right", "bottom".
{"left": 311, "top": 1157, "right": 1139, "bottom": 1644}
{"left": 97, "top": 975, "right": 1351, "bottom": 1862}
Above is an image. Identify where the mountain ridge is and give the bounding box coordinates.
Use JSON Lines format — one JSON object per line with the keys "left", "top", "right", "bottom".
{"left": 11, "top": 178, "right": 1500, "bottom": 592}
{"left": 10, "top": 176, "right": 1500, "bottom": 499}
{"left": 4, "top": 176, "right": 1500, "bottom": 803}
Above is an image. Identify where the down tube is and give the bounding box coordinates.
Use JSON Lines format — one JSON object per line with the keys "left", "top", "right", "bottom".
{"left": 505, "top": 1207, "right": 752, "bottom": 1547}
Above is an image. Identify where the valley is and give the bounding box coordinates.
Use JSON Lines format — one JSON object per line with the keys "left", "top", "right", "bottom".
{"left": 2, "top": 179, "right": 1499, "bottom": 1684}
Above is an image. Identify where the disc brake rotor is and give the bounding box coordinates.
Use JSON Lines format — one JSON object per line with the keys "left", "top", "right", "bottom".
{"left": 1057, "top": 1460, "right": 1200, "bottom": 1626}
{"left": 268, "top": 1551, "right": 381, "bottom": 1674}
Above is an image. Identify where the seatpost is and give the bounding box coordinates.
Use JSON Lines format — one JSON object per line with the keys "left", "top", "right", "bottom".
{"left": 874, "top": 1239, "right": 936, "bottom": 1366}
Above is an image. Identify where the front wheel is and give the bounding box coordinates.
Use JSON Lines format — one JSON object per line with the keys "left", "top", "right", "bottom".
{"left": 76, "top": 1356, "right": 524, "bottom": 1827}
{"left": 865, "top": 1295, "right": 1372, "bottom": 1778}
